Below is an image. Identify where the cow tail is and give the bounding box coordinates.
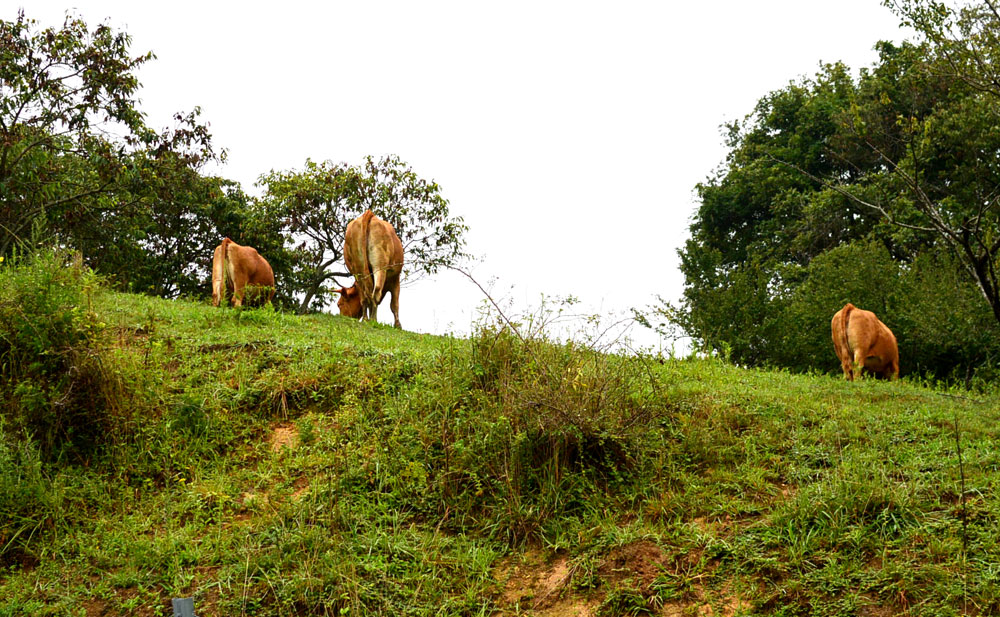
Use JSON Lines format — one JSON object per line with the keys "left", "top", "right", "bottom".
{"left": 221, "top": 238, "right": 233, "bottom": 289}
{"left": 360, "top": 210, "right": 375, "bottom": 295}
{"left": 839, "top": 303, "right": 854, "bottom": 356}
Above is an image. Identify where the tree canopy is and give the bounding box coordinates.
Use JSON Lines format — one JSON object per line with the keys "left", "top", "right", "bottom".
{"left": 0, "top": 11, "right": 236, "bottom": 298}
{"left": 1, "top": 10, "right": 152, "bottom": 256}
{"left": 257, "top": 155, "right": 468, "bottom": 313}
{"left": 1, "top": 11, "right": 468, "bottom": 313}
{"left": 663, "top": 0, "right": 1000, "bottom": 385}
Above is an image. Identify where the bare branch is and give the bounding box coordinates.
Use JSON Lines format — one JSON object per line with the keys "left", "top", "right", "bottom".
{"left": 765, "top": 153, "right": 937, "bottom": 233}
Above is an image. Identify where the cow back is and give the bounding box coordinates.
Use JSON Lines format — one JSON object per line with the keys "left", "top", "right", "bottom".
{"left": 213, "top": 238, "right": 275, "bottom": 306}
{"left": 366, "top": 217, "right": 404, "bottom": 281}
{"left": 831, "top": 303, "right": 899, "bottom": 380}
{"left": 344, "top": 211, "right": 376, "bottom": 299}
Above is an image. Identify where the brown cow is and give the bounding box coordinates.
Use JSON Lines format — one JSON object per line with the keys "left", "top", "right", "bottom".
{"left": 831, "top": 303, "right": 899, "bottom": 381}
{"left": 337, "top": 210, "right": 403, "bottom": 328}
{"left": 211, "top": 238, "right": 275, "bottom": 308}
{"left": 333, "top": 284, "right": 363, "bottom": 320}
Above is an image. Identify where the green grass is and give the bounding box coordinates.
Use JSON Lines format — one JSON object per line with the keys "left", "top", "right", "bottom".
{"left": 2, "top": 281, "right": 999, "bottom": 616}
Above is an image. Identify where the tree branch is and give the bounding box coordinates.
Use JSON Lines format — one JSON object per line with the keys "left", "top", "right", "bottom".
{"left": 765, "top": 152, "right": 937, "bottom": 233}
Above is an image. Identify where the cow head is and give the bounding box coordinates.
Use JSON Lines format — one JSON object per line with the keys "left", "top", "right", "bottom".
{"left": 334, "top": 286, "right": 363, "bottom": 319}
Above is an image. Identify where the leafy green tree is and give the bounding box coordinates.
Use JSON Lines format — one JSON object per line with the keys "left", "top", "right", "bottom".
{"left": 774, "top": 242, "right": 1000, "bottom": 383}
{"left": 668, "top": 61, "right": 896, "bottom": 368}
{"left": 0, "top": 11, "right": 152, "bottom": 256}
{"left": 258, "top": 155, "right": 468, "bottom": 313}
{"left": 211, "top": 182, "right": 304, "bottom": 310}
{"left": 834, "top": 1, "right": 1000, "bottom": 323}
{"left": 774, "top": 242, "right": 904, "bottom": 372}
{"left": 665, "top": 17, "right": 1000, "bottom": 381}
{"left": 0, "top": 12, "right": 246, "bottom": 301}
{"left": 66, "top": 108, "right": 227, "bottom": 298}
{"left": 894, "top": 250, "right": 1000, "bottom": 384}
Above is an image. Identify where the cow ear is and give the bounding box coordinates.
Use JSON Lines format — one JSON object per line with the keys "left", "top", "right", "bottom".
{"left": 333, "top": 287, "right": 345, "bottom": 295}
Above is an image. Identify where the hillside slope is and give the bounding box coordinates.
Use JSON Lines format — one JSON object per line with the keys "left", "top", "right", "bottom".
{"left": 2, "top": 287, "right": 999, "bottom": 617}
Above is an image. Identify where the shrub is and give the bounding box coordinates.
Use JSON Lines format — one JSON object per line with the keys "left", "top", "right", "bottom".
{"left": 776, "top": 242, "right": 1000, "bottom": 385}
{"left": 0, "top": 248, "right": 123, "bottom": 460}
{"left": 432, "top": 303, "right": 675, "bottom": 543}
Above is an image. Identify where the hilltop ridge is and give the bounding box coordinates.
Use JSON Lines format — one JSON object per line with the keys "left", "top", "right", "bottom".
{"left": 2, "top": 286, "right": 998, "bottom": 616}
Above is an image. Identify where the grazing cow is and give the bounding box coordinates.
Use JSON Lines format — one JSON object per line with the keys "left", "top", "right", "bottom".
{"left": 333, "top": 284, "right": 362, "bottom": 320}
{"left": 338, "top": 210, "right": 403, "bottom": 328}
{"left": 831, "top": 303, "right": 899, "bottom": 381}
{"left": 211, "top": 238, "right": 275, "bottom": 308}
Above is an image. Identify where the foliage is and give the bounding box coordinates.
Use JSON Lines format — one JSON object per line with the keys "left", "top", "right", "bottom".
{"left": 0, "top": 248, "right": 131, "bottom": 461}
{"left": 257, "top": 155, "right": 468, "bottom": 312}
{"left": 0, "top": 11, "right": 152, "bottom": 257}
{"left": 0, "top": 11, "right": 234, "bottom": 302}
{"left": 79, "top": 164, "right": 238, "bottom": 299}
{"left": 847, "top": 2, "right": 1000, "bottom": 324}
{"left": 666, "top": 10, "right": 1000, "bottom": 382}
{"left": 770, "top": 241, "right": 904, "bottom": 372}
{"left": 2, "top": 12, "right": 467, "bottom": 312}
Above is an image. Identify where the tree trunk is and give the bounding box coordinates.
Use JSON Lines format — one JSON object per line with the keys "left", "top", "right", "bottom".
{"left": 297, "top": 275, "right": 328, "bottom": 314}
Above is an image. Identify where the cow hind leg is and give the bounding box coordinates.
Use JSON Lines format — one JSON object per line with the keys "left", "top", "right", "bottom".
{"left": 360, "top": 289, "right": 376, "bottom": 322}
{"left": 212, "top": 272, "right": 225, "bottom": 306}
{"left": 389, "top": 282, "right": 401, "bottom": 329}
{"left": 852, "top": 349, "right": 868, "bottom": 380}
{"left": 232, "top": 281, "right": 245, "bottom": 308}
{"left": 841, "top": 360, "right": 855, "bottom": 381}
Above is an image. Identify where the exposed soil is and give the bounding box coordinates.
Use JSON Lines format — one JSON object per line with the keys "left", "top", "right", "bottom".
{"left": 597, "top": 540, "right": 667, "bottom": 588}
{"left": 270, "top": 424, "right": 298, "bottom": 452}
{"left": 494, "top": 540, "right": 751, "bottom": 617}
{"left": 291, "top": 476, "right": 309, "bottom": 500}
{"left": 499, "top": 549, "right": 584, "bottom": 613}
{"left": 82, "top": 599, "right": 107, "bottom": 616}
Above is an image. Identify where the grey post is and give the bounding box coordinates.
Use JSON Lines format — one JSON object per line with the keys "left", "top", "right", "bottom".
{"left": 172, "top": 597, "right": 196, "bottom": 617}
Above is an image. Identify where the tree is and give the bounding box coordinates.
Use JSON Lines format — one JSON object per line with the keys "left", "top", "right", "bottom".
{"left": 258, "top": 155, "right": 468, "bottom": 313}
{"left": 832, "top": 0, "right": 1000, "bottom": 323}
{"left": 663, "top": 27, "right": 1000, "bottom": 382}
{"left": 0, "top": 10, "right": 224, "bottom": 291}
{"left": 0, "top": 11, "right": 151, "bottom": 256}
{"left": 666, "top": 61, "right": 899, "bottom": 368}
{"left": 66, "top": 108, "right": 229, "bottom": 298}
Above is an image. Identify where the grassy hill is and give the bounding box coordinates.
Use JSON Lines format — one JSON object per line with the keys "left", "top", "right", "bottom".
{"left": 2, "top": 258, "right": 999, "bottom": 616}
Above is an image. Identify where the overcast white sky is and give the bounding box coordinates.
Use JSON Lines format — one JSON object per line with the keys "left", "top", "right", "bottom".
{"left": 22, "top": 1, "right": 909, "bottom": 350}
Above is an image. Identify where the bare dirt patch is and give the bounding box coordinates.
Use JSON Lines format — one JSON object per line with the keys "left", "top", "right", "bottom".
{"left": 82, "top": 598, "right": 107, "bottom": 616}
{"left": 270, "top": 424, "right": 298, "bottom": 452}
{"left": 857, "top": 596, "right": 899, "bottom": 617}
{"left": 493, "top": 541, "right": 747, "bottom": 617}
{"left": 498, "top": 549, "right": 588, "bottom": 613}
{"left": 291, "top": 476, "right": 309, "bottom": 500}
{"left": 597, "top": 540, "right": 668, "bottom": 588}
{"left": 534, "top": 598, "right": 600, "bottom": 617}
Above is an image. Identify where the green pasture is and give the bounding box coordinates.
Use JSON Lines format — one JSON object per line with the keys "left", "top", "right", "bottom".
{"left": 1, "top": 259, "right": 998, "bottom": 616}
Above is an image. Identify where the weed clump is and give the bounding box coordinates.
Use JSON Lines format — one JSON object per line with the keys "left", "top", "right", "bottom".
{"left": 433, "top": 304, "right": 674, "bottom": 543}
{"left": 0, "top": 249, "right": 126, "bottom": 461}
